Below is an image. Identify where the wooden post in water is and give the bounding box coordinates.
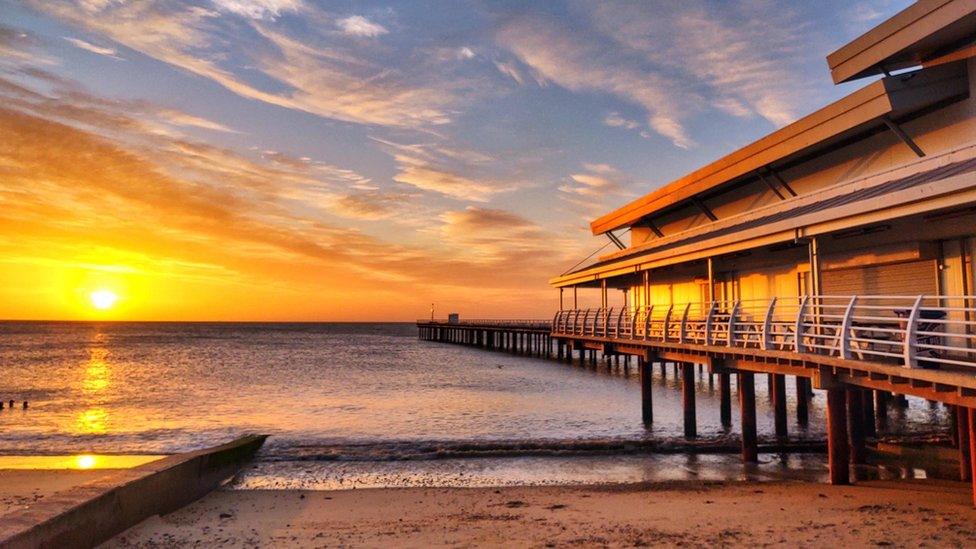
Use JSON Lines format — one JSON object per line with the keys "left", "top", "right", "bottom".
{"left": 959, "top": 406, "right": 971, "bottom": 482}
{"left": 682, "top": 363, "right": 697, "bottom": 438}
{"left": 796, "top": 377, "right": 809, "bottom": 426}
{"left": 847, "top": 389, "right": 867, "bottom": 465}
{"left": 772, "top": 374, "right": 787, "bottom": 439}
{"left": 862, "top": 390, "right": 877, "bottom": 438}
{"left": 875, "top": 390, "right": 889, "bottom": 430}
{"left": 738, "top": 372, "right": 758, "bottom": 463}
{"left": 719, "top": 371, "right": 732, "bottom": 428}
{"left": 640, "top": 356, "right": 653, "bottom": 424}
{"left": 826, "top": 388, "right": 850, "bottom": 485}
{"left": 968, "top": 408, "right": 976, "bottom": 505}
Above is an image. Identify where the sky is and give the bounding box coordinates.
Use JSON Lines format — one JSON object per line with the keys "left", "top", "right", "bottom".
{"left": 0, "top": 0, "right": 912, "bottom": 321}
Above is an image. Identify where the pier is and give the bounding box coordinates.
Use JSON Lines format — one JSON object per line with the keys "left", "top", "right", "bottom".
{"left": 417, "top": 319, "right": 554, "bottom": 358}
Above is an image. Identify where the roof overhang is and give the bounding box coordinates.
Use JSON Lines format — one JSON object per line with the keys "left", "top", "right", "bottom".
{"left": 552, "top": 142, "right": 976, "bottom": 288}
{"left": 588, "top": 61, "right": 969, "bottom": 237}
{"left": 827, "top": 0, "right": 976, "bottom": 85}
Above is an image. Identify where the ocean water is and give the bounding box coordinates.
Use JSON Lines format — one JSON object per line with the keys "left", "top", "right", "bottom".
{"left": 0, "top": 322, "right": 950, "bottom": 488}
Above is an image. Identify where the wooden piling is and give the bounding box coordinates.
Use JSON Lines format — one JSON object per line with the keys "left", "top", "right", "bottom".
{"left": 796, "top": 377, "right": 809, "bottom": 426}
{"left": 640, "top": 357, "right": 653, "bottom": 423}
{"left": 862, "top": 390, "right": 876, "bottom": 438}
{"left": 827, "top": 388, "right": 850, "bottom": 485}
{"left": 682, "top": 363, "right": 696, "bottom": 438}
{"left": 959, "top": 406, "right": 971, "bottom": 482}
{"left": 772, "top": 374, "right": 787, "bottom": 439}
{"left": 847, "top": 389, "right": 867, "bottom": 465}
{"left": 738, "top": 372, "right": 758, "bottom": 463}
{"left": 875, "top": 390, "right": 889, "bottom": 430}
{"left": 719, "top": 371, "right": 732, "bottom": 428}
{"left": 969, "top": 408, "right": 976, "bottom": 506}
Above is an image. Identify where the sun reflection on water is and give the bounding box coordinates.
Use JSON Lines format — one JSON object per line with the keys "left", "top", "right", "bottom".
{"left": 76, "top": 407, "right": 108, "bottom": 434}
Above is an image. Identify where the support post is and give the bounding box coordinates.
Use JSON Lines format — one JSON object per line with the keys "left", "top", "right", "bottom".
{"left": 720, "top": 371, "right": 732, "bottom": 428}
{"left": 682, "top": 363, "right": 696, "bottom": 438}
{"left": 862, "top": 390, "right": 877, "bottom": 438}
{"left": 796, "top": 377, "right": 809, "bottom": 426}
{"left": 640, "top": 357, "right": 653, "bottom": 424}
{"left": 773, "top": 374, "right": 787, "bottom": 439}
{"left": 739, "top": 372, "right": 758, "bottom": 463}
{"left": 959, "top": 406, "right": 971, "bottom": 482}
{"left": 827, "top": 388, "right": 850, "bottom": 485}
{"left": 968, "top": 408, "right": 976, "bottom": 505}
{"left": 847, "top": 389, "right": 867, "bottom": 465}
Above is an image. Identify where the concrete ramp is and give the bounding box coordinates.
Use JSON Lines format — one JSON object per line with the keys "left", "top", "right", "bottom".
{"left": 0, "top": 434, "right": 267, "bottom": 549}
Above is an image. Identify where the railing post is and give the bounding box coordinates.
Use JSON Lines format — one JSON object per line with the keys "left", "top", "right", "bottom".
{"left": 602, "top": 308, "right": 611, "bottom": 338}
{"left": 840, "top": 296, "right": 858, "bottom": 359}
{"left": 903, "top": 295, "right": 924, "bottom": 368}
{"left": 663, "top": 304, "right": 674, "bottom": 342}
{"left": 616, "top": 307, "right": 625, "bottom": 338}
{"left": 761, "top": 297, "right": 777, "bottom": 350}
{"left": 643, "top": 305, "right": 652, "bottom": 341}
{"left": 795, "top": 296, "right": 809, "bottom": 353}
{"left": 727, "top": 300, "right": 740, "bottom": 347}
{"left": 581, "top": 309, "right": 590, "bottom": 336}
{"left": 704, "top": 302, "right": 716, "bottom": 345}
{"left": 679, "top": 303, "right": 691, "bottom": 343}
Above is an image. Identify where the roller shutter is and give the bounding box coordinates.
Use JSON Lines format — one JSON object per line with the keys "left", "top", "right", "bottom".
{"left": 821, "top": 260, "right": 937, "bottom": 296}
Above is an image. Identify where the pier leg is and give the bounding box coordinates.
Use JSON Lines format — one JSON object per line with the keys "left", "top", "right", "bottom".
{"left": 772, "top": 374, "right": 787, "bottom": 440}
{"left": 660, "top": 362, "right": 666, "bottom": 377}
{"left": 862, "top": 390, "right": 876, "bottom": 439}
{"left": 682, "top": 363, "right": 697, "bottom": 439}
{"left": 738, "top": 372, "right": 758, "bottom": 463}
{"left": 847, "top": 389, "right": 867, "bottom": 465}
{"left": 968, "top": 408, "right": 976, "bottom": 505}
{"left": 719, "top": 371, "right": 732, "bottom": 428}
{"left": 875, "top": 390, "right": 889, "bottom": 431}
{"left": 640, "top": 357, "right": 653, "bottom": 424}
{"left": 796, "top": 377, "right": 809, "bottom": 427}
{"left": 826, "top": 388, "right": 850, "bottom": 485}
{"left": 767, "top": 373, "right": 774, "bottom": 401}
{"left": 959, "top": 406, "right": 971, "bottom": 482}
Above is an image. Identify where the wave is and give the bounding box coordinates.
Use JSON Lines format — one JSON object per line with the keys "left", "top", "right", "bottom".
{"left": 258, "top": 436, "right": 830, "bottom": 462}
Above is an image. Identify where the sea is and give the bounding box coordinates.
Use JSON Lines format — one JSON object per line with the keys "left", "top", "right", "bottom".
{"left": 0, "top": 322, "right": 952, "bottom": 489}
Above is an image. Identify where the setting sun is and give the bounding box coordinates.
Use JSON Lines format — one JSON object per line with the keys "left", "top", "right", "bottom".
{"left": 89, "top": 290, "right": 119, "bottom": 310}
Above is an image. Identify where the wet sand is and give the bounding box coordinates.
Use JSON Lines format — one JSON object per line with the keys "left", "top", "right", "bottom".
{"left": 0, "top": 456, "right": 163, "bottom": 518}
{"left": 106, "top": 479, "right": 976, "bottom": 547}
{"left": 0, "top": 469, "right": 116, "bottom": 517}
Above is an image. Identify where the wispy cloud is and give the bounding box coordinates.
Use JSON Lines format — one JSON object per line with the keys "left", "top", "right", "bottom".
{"left": 211, "top": 0, "right": 303, "bottom": 20}
{"left": 495, "top": 13, "right": 695, "bottom": 148}
{"left": 336, "top": 15, "right": 388, "bottom": 37}
{"left": 63, "top": 36, "right": 121, "bottom": 59}
{"left": 558, "top": 163, "right": 637, "bottom": 217}
{"left": 27, "top": 1, "right": 470, "bottom": 129}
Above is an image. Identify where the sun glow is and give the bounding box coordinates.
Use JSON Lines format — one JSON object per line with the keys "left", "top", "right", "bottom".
{"left": 89, "top": 289, "right": 118, "bottom": 310}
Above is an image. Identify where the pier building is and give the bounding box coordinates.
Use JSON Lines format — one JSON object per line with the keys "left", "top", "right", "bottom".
{"left": 548, "top": 0, "right": 976, "bottom": 495}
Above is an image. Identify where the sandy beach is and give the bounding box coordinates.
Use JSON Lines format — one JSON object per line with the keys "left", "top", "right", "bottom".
{"left": 0, "top": 469, "right": 117, "bottom": 517}
{"left": 101, "top": 478, "right": 976, "bottom": 547}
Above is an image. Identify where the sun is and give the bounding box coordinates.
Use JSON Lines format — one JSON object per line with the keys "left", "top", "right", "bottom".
{"left": 89, "top": 289, "right": 119, "bottom": 310}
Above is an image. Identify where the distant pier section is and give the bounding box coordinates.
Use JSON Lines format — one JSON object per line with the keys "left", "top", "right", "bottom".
{"left": 417, "top": 317, "right": 554, "bottom": 358}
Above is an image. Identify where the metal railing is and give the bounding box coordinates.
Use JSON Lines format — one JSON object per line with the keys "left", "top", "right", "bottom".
{"left": 418, "top": 318, "right": 552, "bottom": 328}
{"left": 552, "top": 295, "right": 976, "bottom": 370}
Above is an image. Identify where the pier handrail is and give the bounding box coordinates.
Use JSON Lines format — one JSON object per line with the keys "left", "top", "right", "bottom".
{"left": 552, "top": 295, "right": 976, "bottom": 370}
{"left": 418, "top": 318, "right": 552, "bottom": 329}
